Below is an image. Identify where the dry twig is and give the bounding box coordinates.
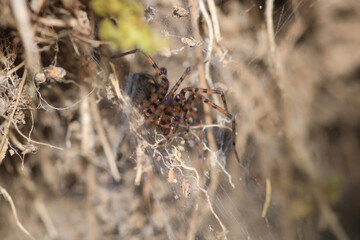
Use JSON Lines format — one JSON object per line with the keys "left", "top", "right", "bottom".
{"left": 199, "top": 0, "right": 216, "bottom": 90}
{"left": 188, "top": 1, "right": 230, "bottom": 238}
{"left": 11, "top": 0, "right": 41, "bottom": 76}
{"left": 90, "top": 94, "right": 121, "bottom": 182}
{"left": 206, "top": 0, "right": 222, "bottom": 42}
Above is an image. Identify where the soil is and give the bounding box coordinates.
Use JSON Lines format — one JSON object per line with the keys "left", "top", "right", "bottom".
{"left": 0, "top": 0, "right": 360, "bottom": 239}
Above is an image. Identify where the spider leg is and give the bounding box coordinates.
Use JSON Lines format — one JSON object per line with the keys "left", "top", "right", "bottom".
{"left": 185, "top": 93, "right": 241, "bottom": 165}
{"left": 180, "top": 88, "right": 229, "bottom": 111}
{"left": 110, "top": 48, "right": 139, "bottom": 58}
{"left": 138, "top": 54, "right": 171, "bottom": 124}
{"left": 142, "top": 54, "right": 169, "bottom": 94}
{"left": 168, "top": 67, "right": 191, "bottom": 95}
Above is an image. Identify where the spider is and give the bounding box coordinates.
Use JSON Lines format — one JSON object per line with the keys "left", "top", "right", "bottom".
{"left": 119, "top": 50, "right": 241, "bottom": 164}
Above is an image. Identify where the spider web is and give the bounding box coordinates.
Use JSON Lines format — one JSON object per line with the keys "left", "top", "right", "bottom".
{"left": 117, "top": 0, "right": 317, "bottom": 239}
{"left": 95, "top": 0, "right": 358, "bottom": 239}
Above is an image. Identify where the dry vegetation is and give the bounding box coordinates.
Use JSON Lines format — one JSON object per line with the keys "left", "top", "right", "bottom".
{"left": 0, "top": 0, "right": 360, "bottom": 239}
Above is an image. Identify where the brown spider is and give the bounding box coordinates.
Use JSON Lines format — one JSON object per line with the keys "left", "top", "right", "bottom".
{"left": 120, "top": 50, "right": 241, "bottom": 164}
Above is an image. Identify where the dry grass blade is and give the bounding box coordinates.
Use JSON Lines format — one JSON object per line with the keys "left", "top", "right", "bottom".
{"left": 206, "top": 0, "right": 221, "bottom": 42}
{"left": 0, "top": 185, "right": 35, "bottom": 240}
{"left": 266, "top": 0, "right": 277, "bottom": 69}
{"left": 199, "top": 0, "right": 216, "bottom": 92}
{"left": 90, "top": 93, "right": 121, "bottom": 182}
{"left": 262, "top": 178, "right": 272, "bottom": 218}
